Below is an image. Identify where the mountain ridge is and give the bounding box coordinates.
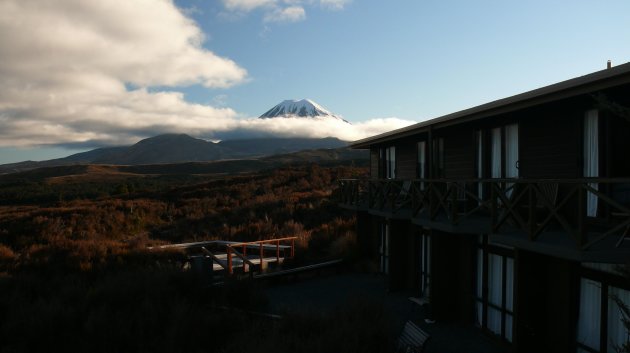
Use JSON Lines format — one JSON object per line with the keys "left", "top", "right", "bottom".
{"left": 0, "top": 134, "right": 350, "bottom": 174}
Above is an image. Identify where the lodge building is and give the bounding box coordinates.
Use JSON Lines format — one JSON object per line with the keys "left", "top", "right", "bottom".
{"left": 338, "top": 62, "right": 630, "bottom": 352}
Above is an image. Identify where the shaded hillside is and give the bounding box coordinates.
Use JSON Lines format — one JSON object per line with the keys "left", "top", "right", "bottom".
{"left": 217, "top": 137, "right": 346, "bottom": 157}
{"left": 0, "top": 148, "right": 367, "bottom": 205}
{"left": 0, "top": 135, "right": 352, "bottom": 174}
{"left": 93, "top": 134, "right": 228, "bottom": 164}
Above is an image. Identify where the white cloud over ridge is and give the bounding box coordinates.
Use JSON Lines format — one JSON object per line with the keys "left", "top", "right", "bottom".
{"left": 0, "top": 0, "right": 412, "bottom": 150}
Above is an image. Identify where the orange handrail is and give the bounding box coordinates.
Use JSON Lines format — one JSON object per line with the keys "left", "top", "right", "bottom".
{"left": 225, "top": 237, "right": 297, "bottom": 276}
{"left": 228, "top": 236, "right": 298, "bottom": 247}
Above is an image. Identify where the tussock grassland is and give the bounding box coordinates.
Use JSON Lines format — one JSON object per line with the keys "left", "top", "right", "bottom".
{"left": 0, "top": 164, "right": 391, "bottom": 353}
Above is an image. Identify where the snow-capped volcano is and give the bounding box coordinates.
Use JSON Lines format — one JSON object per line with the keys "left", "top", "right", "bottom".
{"left": 259, "top": 99, "right": 349, "bottom": 123}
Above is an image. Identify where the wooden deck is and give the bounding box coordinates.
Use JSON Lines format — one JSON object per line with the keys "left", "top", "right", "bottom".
{"left": 206, "top": 253, "right": 285, "bottom": 272}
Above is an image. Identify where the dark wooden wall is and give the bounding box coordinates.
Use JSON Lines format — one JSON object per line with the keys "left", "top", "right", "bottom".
{"left": 442, "top": 128, "right": 476, "bottom": 179}
{"left": 388, "top": 219, "right": 417, "bottom": 290}
{"left": 370, "top": 148, "right": 379, "bottom": 179}
{"left": 519, "top": 107, "right": 582, "bottom": 179}
{"left": 430, "top": 230, "right": 475, "bottom": 323}
{"left": 514, "top": 250, "right": 579, "bottom": 353}
{"left": 356, "top": 211, "right": 378, "bottom": 262}
{"left": 396, "top": 140, "right": 418, "bottom": 179}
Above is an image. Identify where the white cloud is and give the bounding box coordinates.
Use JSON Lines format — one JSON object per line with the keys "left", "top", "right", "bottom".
{"left": 0, "top": 0, "right": 407, "bottom": 150}
{"left": 226, "top": 116, "right": 416, "bottom": 141}
{"left": 223, "top": 0, "right": 276, "bottom": 11}
{"left": 264, "top": 6, "right": 306, "bottom": 23}
{"left": 319, "top": 0, "right": 351, "bottom": 10}
{"left": 221, "top": 0, "right": 348, "bottom": 23}
{"left": 0, "top": 0, "right": 247, "bottom": 147}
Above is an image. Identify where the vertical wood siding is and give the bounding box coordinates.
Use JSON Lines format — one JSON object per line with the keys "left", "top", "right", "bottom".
{"left": 396, "top": 140, "right": 417, "bottom": 179}
{"left": 519, "top": 110, "right": 581, "bottom": 178}
{"left": 370, "top": 148, "right": 380, "bottom": 179}
{"left": 443, "top": 128, "right": 475, "bottom": 179}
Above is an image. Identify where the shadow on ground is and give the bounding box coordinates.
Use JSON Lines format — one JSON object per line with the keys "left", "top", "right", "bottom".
{"left": 264, "top": 273, "right": 508, "bottom": 353}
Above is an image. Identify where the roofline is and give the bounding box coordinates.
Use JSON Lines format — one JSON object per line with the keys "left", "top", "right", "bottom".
{"left": 351, "top": 62, "right": 630, "bottom": 149}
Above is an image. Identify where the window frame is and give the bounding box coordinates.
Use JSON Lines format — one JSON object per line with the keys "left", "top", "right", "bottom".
{"left": 475, "top": 234, "right": 515, "bottom": 343}
{"left": 577, "top": 265, "right": 630, "bottom": 353}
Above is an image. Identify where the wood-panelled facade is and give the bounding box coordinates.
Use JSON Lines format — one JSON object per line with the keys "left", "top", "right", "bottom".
{"left": 339, "top": 64, "right": 630, "bottom": 352}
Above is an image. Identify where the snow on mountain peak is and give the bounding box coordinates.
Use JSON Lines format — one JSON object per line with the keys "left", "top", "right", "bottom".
{"left": 259, "top": 99, "right": 348, "bottom": 123}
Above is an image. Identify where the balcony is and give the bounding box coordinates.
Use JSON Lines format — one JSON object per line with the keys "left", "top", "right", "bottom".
{"left": 338, "top": 178, "right": 630, "bottom": 263}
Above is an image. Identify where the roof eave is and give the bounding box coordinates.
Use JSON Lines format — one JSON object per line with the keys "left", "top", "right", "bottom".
{"left": 350, "top": 62, "right": 630, "bottom": 149}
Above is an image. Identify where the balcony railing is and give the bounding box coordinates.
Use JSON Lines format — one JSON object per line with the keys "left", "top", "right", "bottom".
{"left": 338, "top": 178, "right": 630, "bottom": 253}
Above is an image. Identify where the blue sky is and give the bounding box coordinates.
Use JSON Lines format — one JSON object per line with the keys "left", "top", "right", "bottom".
{"left": 1, "top": 0, "right": 630, "bottom": 164}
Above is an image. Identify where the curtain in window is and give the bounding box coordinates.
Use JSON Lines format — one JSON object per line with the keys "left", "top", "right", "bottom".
{"left": 608, "top": 286, "right": 630, "bottom": 353}
{"left": 386, "top": 146, "right": 396, "bottom": 179}
{"left": 475, "top": 248, "right": 484, "bottom": 327}
{"left": 488, "top": 307, "right": 502, "bottom": 335}
{"left": 584, "top": 110, "right": 599, "bottom": 217}
{"left": 476, "top": 302, "right": 483, "bottom": 328}
{"left": 505, "top": 124, "right": 519, "bottom": 199}
{"left": 418, "top": 142, "right": 426, "bottom": 179}
{"left": 476, "top": 249, "right": 484, "bottom": 299}
{"left": 505, "top": 257, "right": 514, "bottom": 312}
{"left": 505, "top": 124, "right": 519, "bottom": 178}
{"left": 488, "top": 254, "right": 503, "bottom": 306}
{"left": 505, "top": 314, "right": 513, "bottom": 342}
{"left": 578, "top": 278, "right": 602, "bottom": 351}
{"left": 487, "top": 253, "right": 503, "bottom": 335}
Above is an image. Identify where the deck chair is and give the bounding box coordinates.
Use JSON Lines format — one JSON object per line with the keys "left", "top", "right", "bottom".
{"left": 394, "top": 180, "right": 413, "bottom": 211}
{"left": 496, "top": 182, "right": 527, "bottom": 229}
{"left": 533, "top": 182, "right": 559, "bottom": 228}
{"left": 611, "top": 183, "right": 630, "bottom": 247}
{"left": 397, "top": 321, "right": 430, "bottom": 353}
{"left": 535, "top": 182, "right": 559, "bottom": 210}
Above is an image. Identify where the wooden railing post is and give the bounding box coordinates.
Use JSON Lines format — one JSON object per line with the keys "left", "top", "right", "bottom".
{"left": 451, "top": 182, "right": 457, "bottom": 224}
{"left": 429, "top": 181, "right": 435, "bottom": 220}
{"left": 490, "top": 182, "right": 497, "bottom": 234}
{"left": 276, "top": 240, "right": 280, "bottom": 263}
{"left": 291, "top": 238, "right": 295, "bottom": 258}
{"left": 577, "top": 184, "right": 585, "bottom": 248}
{"left": 259, "top": 242, "right": 264, "bottom": 269}
{"left": 528, "top": 183, "right": 535, "bottom": 240}
{"left": 227, "top": 246, "right": 233, "bottom": 275}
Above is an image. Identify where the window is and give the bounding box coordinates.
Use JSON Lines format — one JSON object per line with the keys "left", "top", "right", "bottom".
{"left": 577, "top": 265, "right": 630, "bottom": 353}
{"left": 475, "top": 235, "right": 514, "bottom": 342}
{"left": 433, "top": 137, "right": 445, "bottom": 178}
{"left": 383, "top": 146, "right": 396, "bottom": 179}
{"left": 417, "top": 141, "right": 427, "bottom": 179}
{"left": 489, "top": 124, "right": 519, "bottom": 179}
{"left": 379, "top": 223, "right": 390, "bottom": 274}
{"left": 584, "top": 109, "right": 599, "bottom": 217}
{"left": 489, "top": 124, "right": 519, "bottom": 199}
{"left": 476, "top": 130, "right": 484, "bottom": 201}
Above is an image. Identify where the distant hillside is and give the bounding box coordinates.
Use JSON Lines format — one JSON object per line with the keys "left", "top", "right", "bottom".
{"left": 0, "top": 134, "right": 352, "bottom": 174}
{"left": 92, "top": 134, "right": 228, "bottom": 165}
{"left": 217, "top": 137, "right": 346, "bottom": 157}
{"left": 0, "top": 146, "right": 367, "bottom": 184}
